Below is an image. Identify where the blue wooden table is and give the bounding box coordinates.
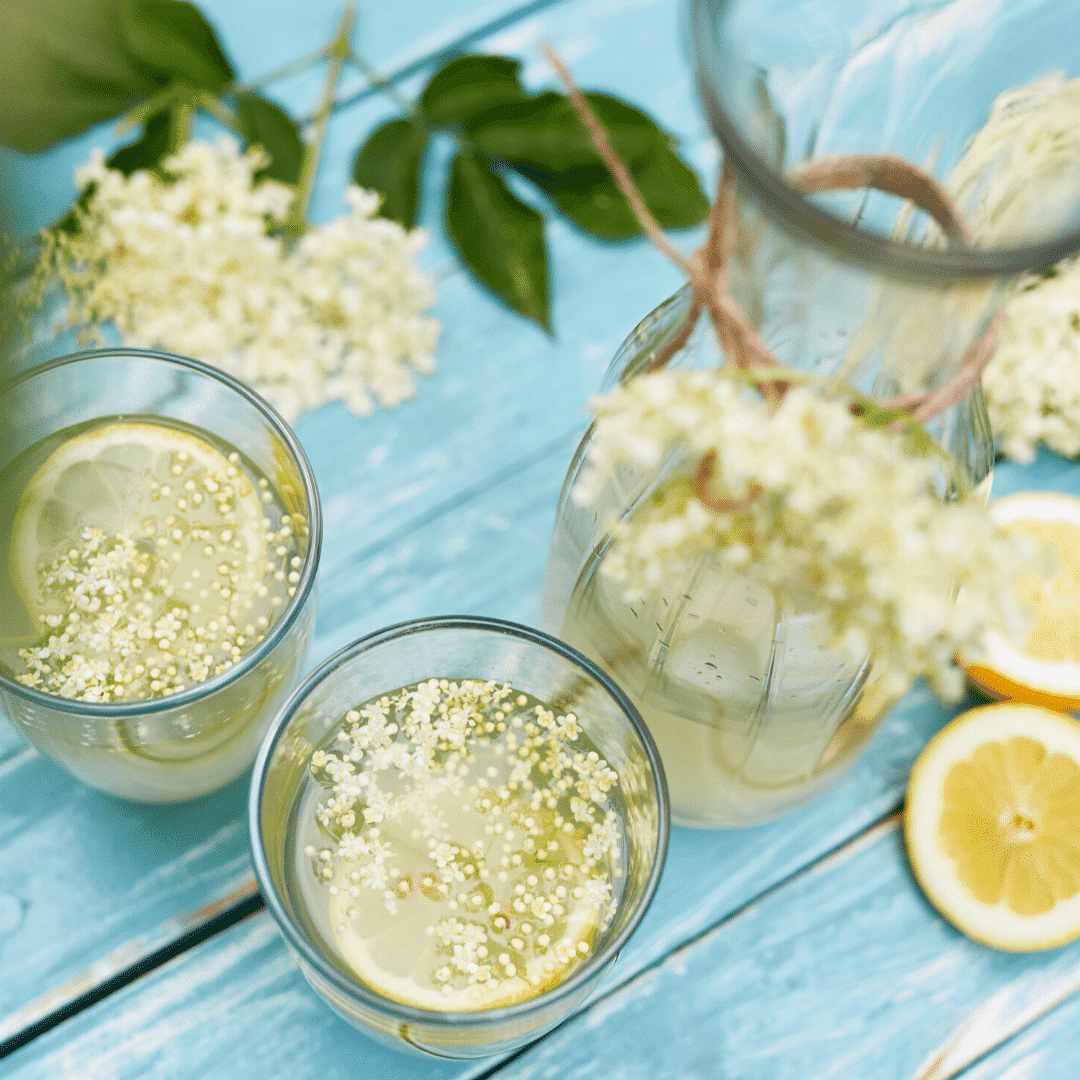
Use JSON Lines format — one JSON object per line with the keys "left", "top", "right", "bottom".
{"left": 3, "top": 2, "right": 1080, "bottom": 1077}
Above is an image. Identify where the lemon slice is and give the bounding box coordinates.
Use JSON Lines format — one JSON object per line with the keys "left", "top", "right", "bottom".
{"left": 8, "top": 419, "right": 274, "bottom": 701}
{"left": 905, "top": 702, "right": 1080, "bottom": 951}
{"left": 329, "top": 882, "right": 600, "bottom": 1012}
{"left": 962, "top": 491, "right": 1080, "bottom": 711}
{"left": 11, "top": 419, "right": 266, "bottom": 605}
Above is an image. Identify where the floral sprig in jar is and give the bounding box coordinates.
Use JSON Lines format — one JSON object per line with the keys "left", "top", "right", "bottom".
{"left": 539, "top": 41, "right": 1054, "bottom": 829}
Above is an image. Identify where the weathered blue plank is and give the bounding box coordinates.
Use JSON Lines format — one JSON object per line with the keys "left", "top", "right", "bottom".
{"left": 488, "top": 819, "right": 1080, "bottom": 1080}
{"left": 958, "top": 976, "right": 1080, "bottom": 1080}
{"left": 11, "top": 808, "right": 1080, "bottom": 1079}
{"left": 3, "top": 0, "right": 1080, "bottom": 1073}
{"left": 0, "top": 0, "right": 699, "bottom": 1037}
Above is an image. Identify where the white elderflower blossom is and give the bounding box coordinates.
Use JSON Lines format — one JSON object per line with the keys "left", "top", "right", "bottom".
{"left": 574, "top": 369, "right": 1028, "bottom": 700}
{"left": 982, "top": 259, "right": 1080, "bottom": 463}
{"left": 31, "top": 138, "right": 439, "bottom": 423}
{"left": 940, "top": 72, "right": 1080, "bottom": 462}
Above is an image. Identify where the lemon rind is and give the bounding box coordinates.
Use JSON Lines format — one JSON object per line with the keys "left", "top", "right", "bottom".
{"left": 905, "top": 703, "right": 1080, "bottom": 952}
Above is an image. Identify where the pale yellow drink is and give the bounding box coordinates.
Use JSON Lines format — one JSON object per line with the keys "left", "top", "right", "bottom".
{"left": 560, "top": 546, "right": 886, "bottom": 827}
{"left": 0, "top": 415, "right": 310, "bottom": 799}
{"left": 296, "top": 678, "right": 624, "bottom": 1010}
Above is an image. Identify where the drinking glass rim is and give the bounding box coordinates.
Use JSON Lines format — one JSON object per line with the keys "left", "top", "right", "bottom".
{"left": 689, "top": 0, "right": 1080, "bottom": 282}
{"left": 248, "top": 614, "right": 671, "bottom": 1029}
{"left": 0, "top": 345, "right": 323, "bottom": 718}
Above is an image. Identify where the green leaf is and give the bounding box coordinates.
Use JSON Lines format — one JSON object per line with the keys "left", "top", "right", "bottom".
{"left": 447, "top": 151, "right": 549, "bottom": 330}
{"left": 118, "top": 0, "right": 234, "bottom": 91}
{"left": 352, "top": 118, "right": 430, "bottom": 229}
{"left": 106, "top": 109, "right": 173, "bottom": 175}
{"left": 0, "top": 0, "right": 165, "bottom": 153}
{"left": 237, "top": 93, "right": 304, "bottom": 184}
{"left": 523, "top": 145, "right": 709, "bottom": 240}
{"left": 467, "top": 91, "right": 667, "bottom": 172}
{"left": 419, "top": 55, "right": 527, "bottom": 126}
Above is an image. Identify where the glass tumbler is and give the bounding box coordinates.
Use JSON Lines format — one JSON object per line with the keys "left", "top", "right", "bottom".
{"left": 0, "top": 347, "right": 321, "bottom": 801}
{"left": 250, "top": 616, "right": 669, "bottom": 1059}
{"left": 544, "top": 0, "right": 1080, "bottom": 828}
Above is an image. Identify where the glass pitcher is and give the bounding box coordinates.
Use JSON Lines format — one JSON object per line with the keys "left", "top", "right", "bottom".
{"left": 543, "top": 0, "right": 1080, "bottom": 828}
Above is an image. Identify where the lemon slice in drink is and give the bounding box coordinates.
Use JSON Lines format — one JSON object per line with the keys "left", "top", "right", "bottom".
{"left": 8, "top": 419, "right": 276, "bottom": 705}
{"left": 329, "top": 880, "right": 601, "bottom": 1012}
{"left": 10, "top": 419, "right": 267, "bottom": 615}
{"left": 962, "top": 491, "right": 1080, "bottom": 711}
{"left": 905, "top": 702, "right": 1080, "bottom": 951}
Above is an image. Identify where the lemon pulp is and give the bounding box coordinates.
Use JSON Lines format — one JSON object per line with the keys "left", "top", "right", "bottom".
{"left": 963, "top": 491, "right": 1080, "bottom": 711}
{"left": 905, "top": 703, "right": 1080, "bottom": 951}
{"left": 297, "top": 679, "right": 624, "bottom": 1011}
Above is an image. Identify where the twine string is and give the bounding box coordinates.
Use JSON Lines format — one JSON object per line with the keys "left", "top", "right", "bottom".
{"left": 542, "top": 43, "right": 1000, "bottom": 429}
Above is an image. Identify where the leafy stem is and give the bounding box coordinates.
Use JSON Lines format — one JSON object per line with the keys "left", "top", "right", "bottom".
{"left": 190, "top": 90, "right": 242, "bottom": 135}
{"left": 2, "top": 0, "right": 709, "bottom": 329}
{"left": 168, "top": 101, "right": 195, "bottom": 154}
{"left": 115, "top": 85, "right": 183, "bottom": 139}
{"left": 234, "top": 42, "right": 335, "bottom": 95}
{"left": 283, "top": 3, "right": 357, "bottom": 241}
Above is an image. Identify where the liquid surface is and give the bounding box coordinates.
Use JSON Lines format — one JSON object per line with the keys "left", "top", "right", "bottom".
{"left": 0, "top": 417, "right": 302, "bottom": 702}
{"left": 297, "top": 678, "right": 624, "bottom": 1011}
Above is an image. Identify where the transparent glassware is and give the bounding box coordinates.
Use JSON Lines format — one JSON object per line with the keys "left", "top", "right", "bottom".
{"left": 0, "top": 348, "right": 322, "bottom": 802}
{"left": 250, "top": 616, "right": 668, "bottom": 1059}
{"left": 543, "top": 0, "right": 1080, "bottom": 828}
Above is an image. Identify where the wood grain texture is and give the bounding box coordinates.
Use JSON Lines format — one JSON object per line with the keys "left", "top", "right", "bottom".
{"left": 0, "top": 0, "right": 697, "bottom": 1036}
{"left": 10, "top": 811, "right": 1080, "bottom": 1079}
{"left": 3, "top": 0, "right": 1080, "bottom": 1073}
{"left": 491, "top": 821, "right": 1080, "bottom": 1080}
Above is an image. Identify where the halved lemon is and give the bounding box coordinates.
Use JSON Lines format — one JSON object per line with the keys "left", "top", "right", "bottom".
{"left": 905, "top": 702, "right": 1080, "bottom": 951}
{"left": 962, "top": 490, "right": 1080, "bottom": 712}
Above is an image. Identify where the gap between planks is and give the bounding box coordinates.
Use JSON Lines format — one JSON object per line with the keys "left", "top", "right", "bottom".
{"left": 0, "top": 806, "right": 904, "bottom": 1066}
{"left": 475, "top": 809, "right": 1080, "bottom": 1080}
{"left": 0, "top": 880, "right": 264, "bottom": 1060}
{"left": 8, "top": 800, "right": 1080, "bottom": 1079}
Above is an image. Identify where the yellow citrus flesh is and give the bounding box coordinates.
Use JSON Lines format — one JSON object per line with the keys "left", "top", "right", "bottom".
{"left": 962, "top": 491, "right": 1080, "bottom": 711}
{"left": 10, "top": 419, "right": 267, "bottom": 615}
{"left": 5, "top": 419, "right": 281, "bottom": 704}
{"left": 905, "top": 702, "right": 1080, "bottom": 951}
{"left": 329, "top": 884, "right": 600, "bottom": 1012}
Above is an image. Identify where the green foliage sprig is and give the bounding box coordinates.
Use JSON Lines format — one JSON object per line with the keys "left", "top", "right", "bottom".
{"left": 0, "top": 0, "right": 708, "bottom": 330}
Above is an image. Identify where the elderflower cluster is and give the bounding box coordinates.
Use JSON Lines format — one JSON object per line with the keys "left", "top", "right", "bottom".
{"left": 29, "top": 138, "right": 439, "bottom": 422}
{"left": 941, "top": 72, "right": 1080, "bottom": 461}
{"left": 573, "top": 370, "right": 1028, "bottom": 700}
{"left": 981, "top": 259, "right": 1080, "bottom": 463}
{"left": 304, "top": 679, "right": 621, "bottom": 1005}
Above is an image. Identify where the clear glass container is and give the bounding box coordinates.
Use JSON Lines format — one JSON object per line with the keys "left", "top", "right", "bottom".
{"left": 543, "top": 0, "right": 1080, "bottom": 828}
{"left": 250, "top": 616, "right": 668, "bottom": 1059}
{"left": 0, "top": 348, "right": 321, "bottom": 802}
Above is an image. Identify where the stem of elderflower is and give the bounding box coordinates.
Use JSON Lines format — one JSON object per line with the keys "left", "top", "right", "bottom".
{"left": 345, "top": 48, "right": 422, "bottom": 119}
{"left": 282, "top": 3, "right": 357, "bottom": 242}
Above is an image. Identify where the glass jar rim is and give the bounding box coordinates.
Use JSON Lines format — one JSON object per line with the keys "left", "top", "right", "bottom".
{"left": 0, "top": 346, "right": 323, "bottom": 718}
{"left": 689, "top": 0, "right": 1080, "bottom": 282}
{"left": 248, "top": 614, "right": 671, "bottom": 1029}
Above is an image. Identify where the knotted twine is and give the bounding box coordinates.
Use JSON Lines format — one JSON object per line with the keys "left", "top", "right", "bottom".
{"left": 542, "top": 45, "right": 1002, "bottom": 512}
